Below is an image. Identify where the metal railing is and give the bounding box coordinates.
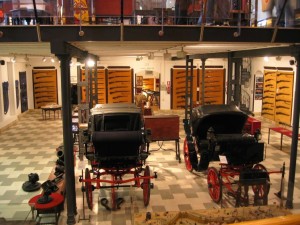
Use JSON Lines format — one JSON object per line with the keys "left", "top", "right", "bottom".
{"left": 0, "top": 0, "right": 299, "bottom": 28}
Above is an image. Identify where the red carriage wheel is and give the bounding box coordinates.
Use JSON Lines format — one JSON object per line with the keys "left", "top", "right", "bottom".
{"left": 85, "top": 168, "right": 94, "bottom": 210}
{"left": 207, "top": 167, "right": 222, "bottom": 203}
{"left": 252, "top": 164, "right": 270, "bottom": 198}
{"left": 142, "top": 165, "right": 151, "bottom": 206}
{"left": 183, "top": 138, "right": 193, "bottom": 172}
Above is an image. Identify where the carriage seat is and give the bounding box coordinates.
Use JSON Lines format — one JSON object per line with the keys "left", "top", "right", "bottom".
{"left": 92, "top": 130, "right": 143, "bottom": 167}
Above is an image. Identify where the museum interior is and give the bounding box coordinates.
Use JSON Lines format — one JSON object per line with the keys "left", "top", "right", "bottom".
{"left": 0, "top": 0, "right": 300, "bottom": 224}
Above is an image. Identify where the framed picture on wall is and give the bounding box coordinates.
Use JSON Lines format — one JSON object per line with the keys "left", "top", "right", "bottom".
{"left": 136, "top": 76, "right": 143, "bottom": 87}
{"left": 254, "top": 75, "right": 263, "bottom": 100}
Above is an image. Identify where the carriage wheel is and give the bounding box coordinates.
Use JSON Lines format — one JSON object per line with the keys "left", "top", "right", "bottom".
{"left": 183, "top": 138, "right": 193, "bottom": 172}
{"left": 207, "top": 167, "right": 222, "bottom": 203}
{"left": 142, "top": 165, "right": 151, "bottom": 206}
{"left": 252, "top": 164, "right": 270, "bottom": 199}
{"left": 85, "top": 168, "right": 94, "bottom": 210}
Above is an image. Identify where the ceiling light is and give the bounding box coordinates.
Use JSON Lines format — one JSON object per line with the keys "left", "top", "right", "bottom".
{"left": 87, "top": 59, "right": 95, "bottom": 67}
{"left": 51, "top": 57, "right": 55, "bottom": 63}
{"left": 164, "top": 50, "right": 171, "bottom": 60}
{"left": 136, "top": 56, "right": 143, "bottom": 61}
{"left": 42, "top": 57, "right": 47, "bottom": 62}
{"left": 11, "top": 56, "right": 16, "bottom": 63}
{"left": 176, "top": 47, "right": 187, "bottom": 59}
{"left": 148, "top": 52, "right": 154, "bottom": 60}
{"left": 264, "top": 56, "right": 269, "bottom": 62}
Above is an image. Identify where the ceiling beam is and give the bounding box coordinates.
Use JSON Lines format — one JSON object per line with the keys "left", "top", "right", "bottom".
{"left": 188, "top": 45, "right": 300, "bottom": 59}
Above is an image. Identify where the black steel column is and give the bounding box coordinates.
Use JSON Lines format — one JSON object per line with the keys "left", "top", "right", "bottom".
{"left": 201, "top": 58, "right": 206, "bottom": 105}
{"left": 286, "top": 53, "right": 300, "bottom": 209}
{"left": 120, "top": 0, "right": 124, "bottom": 23}
{"left": 227, "top": 54, "right": 233, "bottom": 104}
{"left": 57, "top": 54, "right": 77, "bottom": 224}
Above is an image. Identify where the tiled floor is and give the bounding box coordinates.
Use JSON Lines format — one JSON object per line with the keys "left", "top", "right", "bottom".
{"left": 0, "top": 109, "right": 299, "bottom": 225}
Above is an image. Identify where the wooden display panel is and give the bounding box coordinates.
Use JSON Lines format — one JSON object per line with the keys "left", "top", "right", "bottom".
{"left": 274, "top": 71, "right": 293, "bottom": 125}
{"left": 33, "top": 69, "right": 58, "bottom": 108}
{"left": 262, "top": 70, "right": 294, "bottom": 125}
{"left": 199, "top": 69, "right": 225, "bottom": 105}
{"left": 81, "top": 68, "right": 107, "bottom": 105}
{"left": 262, "top": 70, "right": 276, "bottom": 120}
{"left": 107, "top": 68, "right": 133, "bottom": 103}
{"left": 93, "top": 69, "right": 106, "bottom": 104}
{"left": 171, "top": 68, "right": 197, "bottom": 109}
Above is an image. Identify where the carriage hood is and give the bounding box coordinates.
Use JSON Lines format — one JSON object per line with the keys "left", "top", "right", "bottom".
{"left": 191, "top": 104, "right": 248, "bottom": 139}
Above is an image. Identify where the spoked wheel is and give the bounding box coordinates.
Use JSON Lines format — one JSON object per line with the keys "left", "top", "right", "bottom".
{"left": 207, "top": 167, "right": 222, "bottom": 203}
{"left": 183, "top": 138, "right": 193, "bottom": 172}
{"left": 142, "top": 165, "right": 151, "bottom": 206}
{"left": 85, "top": 168, "right": 94, "bottom": 210}
{"left": 252, "top": 164, "right": 270, "bottom": 199}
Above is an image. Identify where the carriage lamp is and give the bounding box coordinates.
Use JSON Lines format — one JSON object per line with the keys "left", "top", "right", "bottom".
{"left": 254, "top": 129, "right": 262, "bottom": 141}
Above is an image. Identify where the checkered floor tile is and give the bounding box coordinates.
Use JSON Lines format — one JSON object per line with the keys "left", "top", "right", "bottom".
{"left": 0, "top": 109, "right": 299, "bottom": 225}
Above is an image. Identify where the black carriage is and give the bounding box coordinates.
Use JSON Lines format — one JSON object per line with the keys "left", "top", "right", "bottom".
{"left": 79, "top": 103, "right": 156, "bottom": 210}
{"left": 183, "top": 104, "right": 282, "bottom": 207}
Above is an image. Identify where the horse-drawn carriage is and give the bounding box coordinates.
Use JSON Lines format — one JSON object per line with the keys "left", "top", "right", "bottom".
{"left": 79, "top": 103, "right": 156, "bottom": 210}
{"left": 183, "top": 104, "right": 283, "bottom": 207}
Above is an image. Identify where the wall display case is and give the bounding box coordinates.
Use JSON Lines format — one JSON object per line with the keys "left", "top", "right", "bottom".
{"left": 274, "top": 71, "right": 294, "bottom": 125}
{"left": 262, "top": 70, "right": 276, "bottom": 120}
{"left": 107, "top": 68, "right": 133, "bottom": 103}
{"left": 81, "top": 68, "right": 106, "bottom": 105}
{"left": 171, "top": 68, "right": 198, "bottom": 109}
{"left": 80, "top": 67, "right": 133, "bottom": 105}
{"left": 199, "top": 68, "right": 225, "bottom": 105}
{"left": 171, "top": 68, "right": 225, "bottom": 109}
{"left": 262, "top": 69, "right": 294, "bottom": 125}
{"left": 95, "top": 69, "right": 107, "bottom": 104}
{"left": 33, "top": 69, "right": 58, "bottom": 108}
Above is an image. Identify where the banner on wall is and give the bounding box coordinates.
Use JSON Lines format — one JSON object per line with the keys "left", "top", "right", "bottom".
{"left": 74, "top": 0, "right": 89, "bottom": 23}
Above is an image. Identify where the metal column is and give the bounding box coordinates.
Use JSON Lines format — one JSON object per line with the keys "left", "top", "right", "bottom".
{"left": 57, "top": 53, "right": 77, "bottom": 224}
{"left": 286, "top": 53, "right": 300, "bottom": 209}
{"left": 184, "top": 56, "right": 194, "bottom": 120}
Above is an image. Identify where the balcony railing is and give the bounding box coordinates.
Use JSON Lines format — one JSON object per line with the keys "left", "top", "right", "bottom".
{"left": 0, "top": 0, "right": 299, "bottom": 28}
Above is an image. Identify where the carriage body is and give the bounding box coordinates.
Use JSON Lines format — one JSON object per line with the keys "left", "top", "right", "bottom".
{"left": 190, "top": 104, "right": 265, "bottom": 169}
{"left": 183, "top": 104, "right": 277, "bottom": 207}
{"left": 80, "top": 103, "right": 155, "bottom": 210}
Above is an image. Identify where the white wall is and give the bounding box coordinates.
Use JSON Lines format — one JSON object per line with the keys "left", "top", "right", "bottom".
{"left": 0, "top": 57, "right": 27, "bottom": 129}
{"left": 1, "top": 54, "right": 296, "bottom": 129}
{"left": 0, "top": 56, "right": 62, "bottom": 130}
